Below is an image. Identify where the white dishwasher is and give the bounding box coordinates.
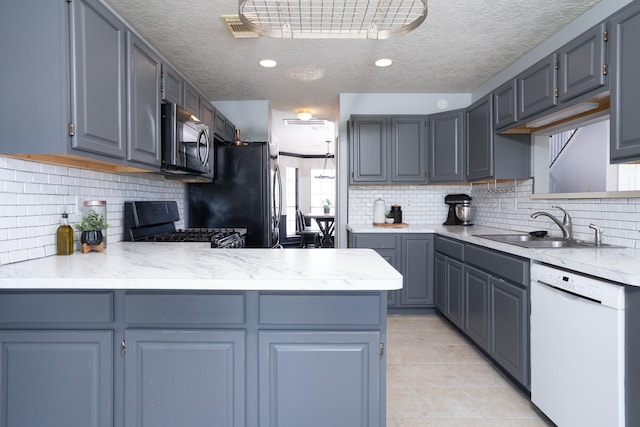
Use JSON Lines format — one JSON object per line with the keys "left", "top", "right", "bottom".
{"left": 531, "top": 262, "right": 625, "bottom": 427}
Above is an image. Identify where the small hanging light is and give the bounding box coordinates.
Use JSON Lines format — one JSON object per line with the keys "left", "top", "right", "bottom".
{"left": 315, "top": 141, "right": 335, "bottom": 179}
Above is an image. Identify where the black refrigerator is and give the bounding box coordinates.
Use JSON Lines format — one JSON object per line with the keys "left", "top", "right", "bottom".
{"left": 186, "top": 141, "right": 281, "bottom": 248}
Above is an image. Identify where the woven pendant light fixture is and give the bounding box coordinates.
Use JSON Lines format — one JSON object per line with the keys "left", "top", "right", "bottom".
{"left": 238, "top": 0, "right": 428, "bottom": 40}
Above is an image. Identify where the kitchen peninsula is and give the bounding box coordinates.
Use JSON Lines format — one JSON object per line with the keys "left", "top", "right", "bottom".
{"left": 0, "top": 245, "right": 401, "bottom": 427}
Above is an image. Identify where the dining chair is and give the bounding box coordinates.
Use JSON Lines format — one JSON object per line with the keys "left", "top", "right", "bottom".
{"left": 296, "top": 210, "right": 321, "bottom": 248}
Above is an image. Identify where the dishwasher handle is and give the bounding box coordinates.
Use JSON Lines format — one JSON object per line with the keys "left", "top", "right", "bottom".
{"left": 536, "top": 279, "right": 603, "bottom": 304}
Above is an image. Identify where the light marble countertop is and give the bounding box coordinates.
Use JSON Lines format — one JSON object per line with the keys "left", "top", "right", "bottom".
{"left": 347, "top": 223, "right": 640, "bottom": 287}
{"left": 0, "top": 244, "right": 403, "bottom": 291}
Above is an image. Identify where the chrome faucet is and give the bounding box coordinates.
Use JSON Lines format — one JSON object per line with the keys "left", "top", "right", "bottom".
{"left": 530, "top": 206, "right": 573, "bottom": 240}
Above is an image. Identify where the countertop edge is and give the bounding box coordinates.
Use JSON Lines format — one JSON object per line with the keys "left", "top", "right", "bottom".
{"left": 348, "top": 223, "right": 640, "bottom": 287}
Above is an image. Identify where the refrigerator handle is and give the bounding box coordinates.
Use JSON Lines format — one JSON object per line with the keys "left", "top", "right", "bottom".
{"left": 271, "top": 163, "right": 283, "bottom": 248}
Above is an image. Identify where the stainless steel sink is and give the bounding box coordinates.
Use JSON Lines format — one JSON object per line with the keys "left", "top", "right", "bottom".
{"left": 475, "top": 234, "right": 621, "bottom": 249}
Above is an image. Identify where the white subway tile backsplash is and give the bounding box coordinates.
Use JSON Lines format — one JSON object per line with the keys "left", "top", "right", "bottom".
{"left": 0, "top": 156, "right": 185, "bottom": 265}
{"left": 348, "top": 179, "right": 640, "bottom": 249}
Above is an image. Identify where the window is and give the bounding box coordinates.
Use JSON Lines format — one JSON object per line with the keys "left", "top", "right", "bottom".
{"left": 309, "top": 169, "right": 335, "bottom": 214}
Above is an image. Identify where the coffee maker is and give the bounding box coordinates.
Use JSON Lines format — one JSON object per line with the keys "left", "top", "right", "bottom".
{"left": 443, "top": 194, "right": 473, "bottom": 225}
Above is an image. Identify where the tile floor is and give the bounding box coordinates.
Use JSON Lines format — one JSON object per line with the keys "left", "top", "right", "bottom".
{"left": 386, "top": 314, "right": 552, "bottom": 427}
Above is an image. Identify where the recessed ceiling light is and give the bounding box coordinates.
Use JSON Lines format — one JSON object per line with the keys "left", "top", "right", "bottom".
{"left": 259, "top": 59, "right": 277, "bottom": 68}
{"left": 374, "top": 58, "right": 393, "bottom": 67}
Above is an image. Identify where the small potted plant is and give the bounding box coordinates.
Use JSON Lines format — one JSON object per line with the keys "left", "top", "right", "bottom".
{"left": 322, "top": 198, "right": 332, "bottom": 214}
{"left": 385, "top": 211, "right": 395, "bottom": 224}
{"left": 75, "top": 208, "right": 109, "bottom": 248}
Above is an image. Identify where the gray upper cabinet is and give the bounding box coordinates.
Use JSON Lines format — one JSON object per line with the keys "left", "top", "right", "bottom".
{"left": 1, "top": 0, "right": 193, "bottom": 172}
{"left": 225, "top": 118, "right": 236, "bottom": 142}
{"left": 71, "top": 0, "right": 127, "bottom": 160}
{"left": 349, "top": 115, "right": 427, "bottom": 184}
{"left": 390, "top": 116, "right": 427, "bottom": 183}
{"left": 161, "top": 62, "right": 183, "bottom": 104}
{"left": 200, "top": 100, "right": 215, "bottom": 179}
{"left": 518, "top": 53, "right": 558, "bottom": 120}
{"left": 183, "top": 80, "right": 201, "bottom": 118}
{"left": 428, "top": 110, "right": 465, "bottom": 183}
{"left": 466, "top": 94, "right": 531, "bottom": 182}
{"left": 1, "top": 0, "right": 70, "bottom": 149}
{"left": 610, "top": 1, "right": 640, "bottom": 163}
{"left": 349, "top": 116, "right": 389, "bottom": 183}
{"left": 214, "top": 109, "right": 228, "bottom": 141}
{"left": 558, "top": 22, "right": 608, "bottom": 103}
{"left": 466, "top": 95, "right": 493, "bottom": 180}
{"left": 127, "top": 32, "right": 162, "bottom": 167}
{"left": 493, "top": 79, "right": 518, "bottom": 130}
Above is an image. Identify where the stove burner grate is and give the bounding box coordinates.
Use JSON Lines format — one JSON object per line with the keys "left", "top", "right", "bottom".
{"left": 140, "top": 228, "right": 245, "bottom": 248}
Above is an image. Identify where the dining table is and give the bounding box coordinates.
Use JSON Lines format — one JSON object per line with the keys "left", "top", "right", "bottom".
{"left": 304, "top": 213, "right": 335, "bottom": 248}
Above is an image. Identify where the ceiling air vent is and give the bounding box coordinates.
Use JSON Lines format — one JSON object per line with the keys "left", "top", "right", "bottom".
{"left": 221, "top": 15, "right": 260, "bottom": 38}
{"left": 283, "top": 119, "right": 328, "bottom": 126}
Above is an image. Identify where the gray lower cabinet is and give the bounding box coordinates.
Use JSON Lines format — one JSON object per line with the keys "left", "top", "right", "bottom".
{"left": 464, "top": 264, "right": 491, "bottom": 351}
{"left": 610, "top": 1, "right": 640, "bottom": 163}
{"left": 127, "top": 32, "right": 162, "bottom": 167}
{"left": 400, "top": 234, "right": 435, "bottom": 307}
{"left": 125, "top": 329, "right": 245, "bottom": 427}
{"left": 489, "top": 277, "right": 528, "bottom": 386}
{"left": 0, "top": 290, "right": 386, "bottom": 427}
{"left": 435, "top": 237, "right": 465, "bottom": 332}
{"left": 435, "top": 238, "right": 530, "bottom": 389}
{"left": 348, "top": 232, "right": 434, "bottom": 310}
{"left": 0, "top": 330, "right": 113, "bottom": 427}
{"left": 259, "top": 331, "right": 380, "bottom": 427}
{"left": 428, "top": 110, "right": 465, "bottom": 183}
{"left": 465, "top": 243, "right": 530, "bottom": 388}
{"left": 435, "top": 251, "right": 464, "bottom": 331}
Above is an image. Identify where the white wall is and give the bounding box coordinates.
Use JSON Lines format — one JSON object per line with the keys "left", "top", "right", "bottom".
{"left": 212, "top": 100, "right": 270, "bottom": 142}
{"left": 0, "top": 156, "right": 185, "bottom": 265}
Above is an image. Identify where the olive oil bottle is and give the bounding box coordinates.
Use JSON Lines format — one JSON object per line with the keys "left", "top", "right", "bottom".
{"left": 56, "top": 212, "right": 74, "bottom": 255}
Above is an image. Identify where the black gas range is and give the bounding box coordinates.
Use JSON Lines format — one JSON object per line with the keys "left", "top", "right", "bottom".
{"left": 123, "top": 201, "right": 246, "bottom": 248}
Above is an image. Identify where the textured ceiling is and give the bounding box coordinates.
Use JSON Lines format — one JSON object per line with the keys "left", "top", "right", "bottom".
{"left": 104, "top": 0, "right": 602, "bottom": 153}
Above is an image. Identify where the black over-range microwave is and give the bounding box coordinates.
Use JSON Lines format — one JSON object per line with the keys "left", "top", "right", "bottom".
{"left": 161, "top": 103, "right": 212, "bottom": 176}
